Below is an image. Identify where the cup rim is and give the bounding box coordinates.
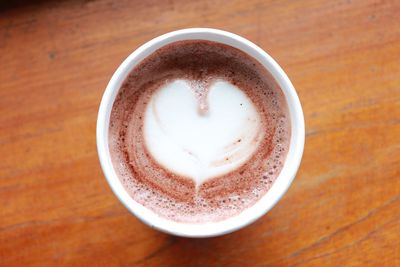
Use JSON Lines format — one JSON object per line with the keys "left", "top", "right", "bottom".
{"left": 97, "top": 28, "right": 305, "bottom": 237}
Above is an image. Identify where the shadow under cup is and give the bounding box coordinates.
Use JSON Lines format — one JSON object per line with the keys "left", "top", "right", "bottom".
{"left": 97, "top": 28, "right": 305, "bottom": 237}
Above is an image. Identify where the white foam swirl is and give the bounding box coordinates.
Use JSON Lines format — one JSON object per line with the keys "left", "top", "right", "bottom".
{"left": 143, "top": 79, "right": 263, "bottom": 186}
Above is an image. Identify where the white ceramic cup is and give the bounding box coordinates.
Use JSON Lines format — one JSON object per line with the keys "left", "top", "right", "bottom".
{"left": 97, "top": 28, "right": 305, "bottom": 238}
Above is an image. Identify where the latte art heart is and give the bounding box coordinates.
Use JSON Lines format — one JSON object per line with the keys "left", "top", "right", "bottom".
{"left": 108, "top": 40, "right": 291, "bottom": 223}
{"left": 144, "top": 79, "right": 264, "bottom": 186}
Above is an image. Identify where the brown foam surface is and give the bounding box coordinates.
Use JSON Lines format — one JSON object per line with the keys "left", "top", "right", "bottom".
{"left": 108, "top": 40, "right": 291, "bottom": 223}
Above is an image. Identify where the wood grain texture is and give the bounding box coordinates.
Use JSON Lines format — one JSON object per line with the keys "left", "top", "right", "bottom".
{"left": 0, "top": 0, "right": 399, "bottom": 266}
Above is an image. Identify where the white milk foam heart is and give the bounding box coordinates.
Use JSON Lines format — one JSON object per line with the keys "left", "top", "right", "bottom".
{"left": 144, "top": 79, "right": 264, "bottom": 186}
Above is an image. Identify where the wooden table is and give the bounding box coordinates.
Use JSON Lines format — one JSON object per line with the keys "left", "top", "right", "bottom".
{"left": 1, "top": 0, "right": 399, "bottom": 266}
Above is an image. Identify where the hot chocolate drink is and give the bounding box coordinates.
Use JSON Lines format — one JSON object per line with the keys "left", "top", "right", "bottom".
{"left": 108, "top": 40, "right": 290, "bottom": 223}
